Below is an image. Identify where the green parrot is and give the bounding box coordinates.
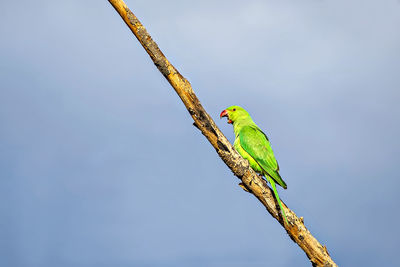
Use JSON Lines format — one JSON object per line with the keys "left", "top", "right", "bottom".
{"left": 220, "top": 105, "right": 288, "bottom": 223}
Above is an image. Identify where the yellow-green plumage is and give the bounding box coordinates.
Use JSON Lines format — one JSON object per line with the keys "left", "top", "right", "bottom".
{"left": 221, "top": 105, "right": 288, "bottom": 223}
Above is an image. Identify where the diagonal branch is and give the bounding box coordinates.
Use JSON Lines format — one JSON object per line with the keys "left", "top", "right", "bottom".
{"left": 107, "top": 1, "right": 338, "bottom": 266}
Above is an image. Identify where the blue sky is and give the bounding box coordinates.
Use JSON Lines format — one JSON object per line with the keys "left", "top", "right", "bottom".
{"left": 1, "top": 0, "right": 399, "bottom": 266}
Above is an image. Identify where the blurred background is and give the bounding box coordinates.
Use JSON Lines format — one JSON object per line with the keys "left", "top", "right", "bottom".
{"left": 1, "top": 0, "right": 399, "bottom": 266}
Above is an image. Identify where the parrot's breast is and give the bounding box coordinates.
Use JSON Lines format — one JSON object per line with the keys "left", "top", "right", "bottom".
{"left": 234, "top": 137, "right": 263, "bottom": 174}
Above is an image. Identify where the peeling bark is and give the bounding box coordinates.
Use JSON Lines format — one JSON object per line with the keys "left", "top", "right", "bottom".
{"left": 107, "top": 1, "right": 338, "bottom": 266}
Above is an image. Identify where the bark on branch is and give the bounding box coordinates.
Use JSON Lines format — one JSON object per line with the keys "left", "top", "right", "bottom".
{"left": 107, "top": 1, "right": 338, "bottom": 266}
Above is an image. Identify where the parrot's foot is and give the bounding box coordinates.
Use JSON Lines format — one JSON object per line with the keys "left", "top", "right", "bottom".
{"left": 238, "top": 182, "right": 250, "bottom": 193}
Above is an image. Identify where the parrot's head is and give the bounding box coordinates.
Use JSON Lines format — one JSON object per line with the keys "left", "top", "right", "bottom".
{"left": 220, "top": 106, "right": 249, "bottom": 124}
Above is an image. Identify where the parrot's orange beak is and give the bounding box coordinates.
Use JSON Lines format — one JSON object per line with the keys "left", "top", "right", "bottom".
{"left": 220, "top": 110, "right": 232, "bottom": 124}
{"left": 220, "top": 110, "right": 228, "bottom": 118}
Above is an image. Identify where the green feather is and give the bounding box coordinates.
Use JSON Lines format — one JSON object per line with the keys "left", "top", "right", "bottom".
{"left": 266, "top": 176, "right": 288, "bottom": 224}
{"left": 239, "top": 126, "right": 287, "bottom": 189}
{"left": 223, "top": 105, "right": 288, "bottom": 223}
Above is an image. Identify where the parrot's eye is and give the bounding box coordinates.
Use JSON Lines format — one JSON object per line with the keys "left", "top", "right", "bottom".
{"left": 233, "top": 108, "right": 236, "bottom": 111}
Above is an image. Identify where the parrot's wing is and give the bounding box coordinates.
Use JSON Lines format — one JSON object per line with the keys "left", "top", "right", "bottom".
{"left": 239, "top": 125, "right": 287, "bottom": 189}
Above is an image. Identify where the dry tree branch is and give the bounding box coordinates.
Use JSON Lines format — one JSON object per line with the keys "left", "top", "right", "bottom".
{"left": 107, "top": 1, "right": 338, "bottom": 266}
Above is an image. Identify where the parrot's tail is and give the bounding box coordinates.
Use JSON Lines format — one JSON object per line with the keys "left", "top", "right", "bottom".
{"left": 266, "top": 176, "right": 288, "bottom": 224}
